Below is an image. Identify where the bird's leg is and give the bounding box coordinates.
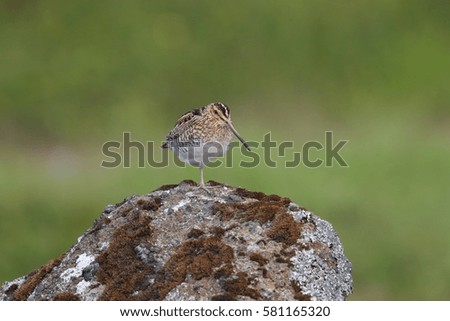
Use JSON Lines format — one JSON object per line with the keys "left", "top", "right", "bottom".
{"left": 200, "top": 165, "right": 205, "bottom": 187}
{"left": 198, "top": 166, "right": 222, "bottom": 194}
{"left": 198, "top": 165, "right": 211, "bottom": 193}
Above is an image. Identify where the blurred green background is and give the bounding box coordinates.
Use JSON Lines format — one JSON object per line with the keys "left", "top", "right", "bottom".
{"left": 1, "top": 0, "right": 449, "bottom": 300}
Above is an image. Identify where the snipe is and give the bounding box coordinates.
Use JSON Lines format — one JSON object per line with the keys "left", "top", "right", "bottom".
{"left": 162, "top": 102, "right": 250, "bottom": 187}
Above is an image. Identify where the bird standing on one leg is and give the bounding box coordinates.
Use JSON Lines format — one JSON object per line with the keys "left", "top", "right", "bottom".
{"left": 161, "top": 102, "right": 251, "bottom": 188}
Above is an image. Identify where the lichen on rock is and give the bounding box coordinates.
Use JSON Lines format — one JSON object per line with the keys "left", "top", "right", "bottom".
{"left": 0, "top": 180, "right": 352, "bottom": 301}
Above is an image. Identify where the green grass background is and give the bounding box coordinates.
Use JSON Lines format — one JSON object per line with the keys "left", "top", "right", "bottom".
{"left": 1, "top": 0, "right": 449, "bottom": 300}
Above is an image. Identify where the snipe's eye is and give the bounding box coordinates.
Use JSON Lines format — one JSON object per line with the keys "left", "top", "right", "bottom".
{"left": 218, "top": 106, "right": 228, "bottom": 118}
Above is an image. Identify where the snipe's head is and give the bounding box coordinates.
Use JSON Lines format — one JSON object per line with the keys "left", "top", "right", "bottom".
{"left": 206, "top": 102, "right": 251, "bottom": 151}
{"left": 206, "top": 102, "right": 231, "bottom": 122}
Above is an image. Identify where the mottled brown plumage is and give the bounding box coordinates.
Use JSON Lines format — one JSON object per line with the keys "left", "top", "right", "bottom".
{"left": 162, "top": 102, "right": 250, "bottom": 186}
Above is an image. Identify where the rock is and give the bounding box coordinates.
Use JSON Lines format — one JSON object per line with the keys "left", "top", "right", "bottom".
{"left": 0, "top": 180, "right": 353, "bottom": 301}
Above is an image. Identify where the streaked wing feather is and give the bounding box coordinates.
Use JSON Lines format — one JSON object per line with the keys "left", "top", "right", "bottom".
{"left": 164, "top": 108, "right": 203, "bottom": 145}
{"left": 174, "top": 108, "right": 202, "bottom": 127}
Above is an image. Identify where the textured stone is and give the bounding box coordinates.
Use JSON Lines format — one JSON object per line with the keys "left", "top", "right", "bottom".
{"left": 0, "top": 180, "right": 353, "bottom": 301}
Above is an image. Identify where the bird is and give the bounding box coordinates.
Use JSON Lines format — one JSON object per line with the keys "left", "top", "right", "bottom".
{"left": 162, "top": 102, "right": 251, "bottom": 188}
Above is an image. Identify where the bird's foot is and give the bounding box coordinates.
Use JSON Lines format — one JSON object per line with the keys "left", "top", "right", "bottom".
{"left": 198, "top": 182, "right": 222, "bottom": 195}
{"left": 198, "top": 183, "right": 212, "bottom": 194}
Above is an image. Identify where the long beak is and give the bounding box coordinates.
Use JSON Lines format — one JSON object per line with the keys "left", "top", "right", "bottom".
{"left": 227, "top": 121, "right": 251, "bottom": 151}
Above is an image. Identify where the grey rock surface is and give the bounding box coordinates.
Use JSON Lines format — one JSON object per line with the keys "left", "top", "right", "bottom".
{"left": 0, "top": 180, "right": 352, "bottom": 301}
